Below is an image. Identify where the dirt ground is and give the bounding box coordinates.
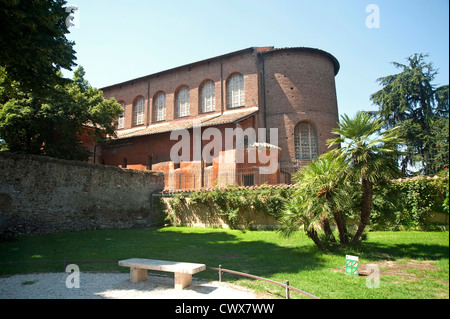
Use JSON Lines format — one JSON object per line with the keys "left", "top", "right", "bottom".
{"left": 333, "top": 258, "right": 447, "bottom": 285}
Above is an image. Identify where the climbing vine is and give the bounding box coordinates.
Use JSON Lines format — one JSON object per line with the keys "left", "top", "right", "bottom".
{"left": 163, "top": 185, "right": 294, "bottom": 229}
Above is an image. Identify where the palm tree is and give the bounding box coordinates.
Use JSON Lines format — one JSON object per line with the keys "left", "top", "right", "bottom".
{"left": 280, "top": 194, "right": 326, "bottom": 250}
{"left": 328, "top": 112, "right": 403, "bottom": 244}
{"left": 279, "top": 153, "right": 354, "bottom": 249}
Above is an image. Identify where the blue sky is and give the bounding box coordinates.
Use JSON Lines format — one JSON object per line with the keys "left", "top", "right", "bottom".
{"left": 63, "top": 0, "right": 449, "bottom": 118}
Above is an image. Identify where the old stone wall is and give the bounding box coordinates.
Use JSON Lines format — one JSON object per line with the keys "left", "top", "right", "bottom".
{"left": 0, "top": 152, "right": 164, "bottom": 237}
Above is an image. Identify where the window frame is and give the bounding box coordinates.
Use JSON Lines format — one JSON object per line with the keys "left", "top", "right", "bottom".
{"left": 133, "top": 96, "right": 145, "bottom": 126}
{"left": 200, "top": 80, "right": 215, "bottom": 113}
{"left": 153, "top": 92, "right": 166, "bottom": 122}
{"left": 117, "top": 101, "right": 126, "bottom": 129}
{"left": 294, "top": 122, "right": 318, "bottom": 160}
{"left": 176, "top": 86, "right": 190, "bottom": 118}
{"left": 227, "top": 73, "right": 245, "bottom": 109}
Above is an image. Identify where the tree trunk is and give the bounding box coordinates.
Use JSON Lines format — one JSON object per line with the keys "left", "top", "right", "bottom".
{"left": 320, "top": 215, "right": 337, "bottom": 244}
{"left": 352, "top": 179, "right": 373, "bottom": 244}
{"left": 306, "top": 228, "right": 325, "bottom": 250}
{"left": 333, "top": 210, "right": 348, "bottom": 245}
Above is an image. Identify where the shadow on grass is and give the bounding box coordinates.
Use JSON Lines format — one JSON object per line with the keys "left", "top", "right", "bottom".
{"left": 350, "top": 242, "right": 450, "bottom": 261}
{"left": 128, "top": 228, "right": 329, "bottom": 281}
{"left": 1, "top": 227, "right": 448, "bottom": 281}
{"left": 0, "top": 227, "right": 327, "bottom": 281}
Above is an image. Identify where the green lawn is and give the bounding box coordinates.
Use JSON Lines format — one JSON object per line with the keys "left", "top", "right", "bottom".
{"left": 0, "top": 227, "right": 448, "bottom": 299}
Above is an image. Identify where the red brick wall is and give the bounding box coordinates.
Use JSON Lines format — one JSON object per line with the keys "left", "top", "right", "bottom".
{"left": 101, "top": 49, "right": 261, "bottom": 129}
{"left": 262, "top": 49, "right": 339, "bottom": 164}
{"left": 100, "top": 117, "right": 260, "bottom": 189}
{"left": 97, "top": 47, "right": 340, "bottom": 189}
{"left": 76, "top": 126, "right": 98, "bottom": 163}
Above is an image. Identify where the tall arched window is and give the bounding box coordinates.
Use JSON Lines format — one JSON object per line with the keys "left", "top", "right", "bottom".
{"left": 133, "top": 96, "right": 145, "bottom": 126}
{"left": 117, "top": 101, "right": 125, "bottom": 129}
{"left": 294, "top": 122, "right": 318, "bottom": 160}
{"left": 176, "top": 86, "right": 190, "bottom": 117}
{"left": 200, "top": 80, "right": 215, "bottom": 113}
{"left": 227, "top": 73, "right": 244, "bottom": 108}
{"left": 153, "top": 92, "right": 166, "bottom": 122}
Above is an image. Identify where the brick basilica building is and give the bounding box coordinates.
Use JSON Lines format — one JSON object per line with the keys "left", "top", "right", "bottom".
{"left": 94, "top": 46, "right": 340, "bottom": 190}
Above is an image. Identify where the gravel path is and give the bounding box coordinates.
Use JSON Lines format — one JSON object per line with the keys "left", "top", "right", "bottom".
{"left": 0, "top": 272, "right": 262, "bottom": 299}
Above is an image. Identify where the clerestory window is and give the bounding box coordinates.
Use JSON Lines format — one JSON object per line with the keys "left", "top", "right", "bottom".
{"left": 176, "top": 86, "right": 190, "bottom": 117}
{"left": 117, "top": 102, "right": 125, "bottom": 129}
{"left": 133, "top": 97, "right": 145, "bottom": 126}
{"left": 153, "top": 92, "right": 166, "bottom": 122}
{"left": 294, "top": 122, "right": 318, "bottom": 160}
{"left": 227, "top": 73, "right": 244, "bottom": 108}
{"left": 200, "top": 80, "right": 215, "bottom": 113}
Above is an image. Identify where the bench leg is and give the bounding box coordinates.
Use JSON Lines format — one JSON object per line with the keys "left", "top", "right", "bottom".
{"left": 130, "top": 267, "right": 147, "bottom": 283}
{"left": 174, "top": 273, "right": 192, "bottom": 290}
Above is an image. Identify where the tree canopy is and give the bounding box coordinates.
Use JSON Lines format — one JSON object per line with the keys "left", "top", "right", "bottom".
{"left": 370, "top": 53, "right": 449, "bottom": 175}
{"left": 0, "top": 0, "right": 122, "bottom": 161}
{"left": 0, "top": 66, "right": 123, "bottom": 161}
{"left": 280, "top": 112, "right": 403, "bottom": 249}
{"left": 0, "top": 0, "right": 76, "bottom": 98}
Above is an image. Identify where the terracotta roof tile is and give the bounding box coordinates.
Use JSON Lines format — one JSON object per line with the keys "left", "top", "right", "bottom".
{"left": 114, "top": 107, "right": 258, "bottom": 140}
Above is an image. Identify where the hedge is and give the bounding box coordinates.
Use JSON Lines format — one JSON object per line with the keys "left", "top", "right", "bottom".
{"left": 370, "top": 172, "right": 449, "bottom": 230}
{"left": 161, "top": 171, "right": 448, "bottom": 231}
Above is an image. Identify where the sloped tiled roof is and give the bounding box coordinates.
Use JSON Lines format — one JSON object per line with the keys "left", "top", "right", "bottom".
{"left": 113, "top": 107, "right": 258, "bottom": 140}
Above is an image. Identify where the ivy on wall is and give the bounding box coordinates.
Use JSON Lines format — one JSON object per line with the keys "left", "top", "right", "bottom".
{"left": 161, "top": 171, "right": 448, "bottom": 231}
{"left": 162, "top": 185, "right": 294, "bottom": 229}
{"left": 371, "top": 171, "right": 449, "bottom": 230}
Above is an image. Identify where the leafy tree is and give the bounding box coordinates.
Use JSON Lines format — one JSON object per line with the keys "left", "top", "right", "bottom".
{"left": 0, "top": 66, "right": 123, "bottom": 161}
{"left": 370, "top": 53, "right": 449, "bottom": 175}
{"left": 281, "top": 112, "right": 403, "bottom": 249}
{"left": 0, "top": 0, "right": 76, "bottom": 98}
{"left": 279, "top": 153, "right": 354, "bottom": 249}
{"left": 426, "top": 116, "right": 449, "bottom": 173}
{"left": 327, "top": 112, "right": 403, "bottom": 244}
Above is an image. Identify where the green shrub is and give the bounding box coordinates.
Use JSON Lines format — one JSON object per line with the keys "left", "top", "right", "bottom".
{"left": 371, "top": 172, "right": 448, "bottom": 230}
{"left": 161, "top": 171, "right": 448, "bottom": 231}
{"left": 163, "top": 185, "right": 294, "bottom": 229}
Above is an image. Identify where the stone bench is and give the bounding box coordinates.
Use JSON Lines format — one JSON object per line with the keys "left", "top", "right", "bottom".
{"left": 118, "top": 258, "right": 206, "bottom": 290}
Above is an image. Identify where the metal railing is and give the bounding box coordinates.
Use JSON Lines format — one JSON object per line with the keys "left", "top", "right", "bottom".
{"left": 207, "top": 265, "right": 319, "bottom": 299}
{"left": 1, "top": 259, "right": 319, "bottom": 299}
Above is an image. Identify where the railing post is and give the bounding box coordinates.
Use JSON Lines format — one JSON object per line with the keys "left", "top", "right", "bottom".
{"left": 219, "top": 265, "right": 222, "bottom": 282}
{"left": 285, "top": 280, "right": 290, "bottom": 299}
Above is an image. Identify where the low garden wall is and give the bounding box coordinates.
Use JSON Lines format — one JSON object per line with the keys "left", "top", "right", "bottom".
{"left": 370, "top": 174, "right": 449, "bottom": 230}
{"left": 159, "top": 175, "right": 448, "bottom": 231}
{"left": 0, "top": 152, "right": 165, "bottom": 237}
{"left": 158, "top": 185, "right": 295, "bottom": 230}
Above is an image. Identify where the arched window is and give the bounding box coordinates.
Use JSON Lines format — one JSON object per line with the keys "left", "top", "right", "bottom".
{"left": 133, "top": 97, "right": 145, "bottom": 126}
{"left": 294, "top": 122, "right": 318, "bottom": 160}
{"left": 117, "top": 101, "right": 125, "bottom": 129}
{"left": 153, "top": 92, "right": 166, "bottom": 122}
{"left": 176, "top": 86, "right": 190, "bottom": 117}
{"left": 200, "top": 80, "right": 215, "bottom": 113}
{"left": 227, "top": 73, "right": 244, "bottom": 108}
